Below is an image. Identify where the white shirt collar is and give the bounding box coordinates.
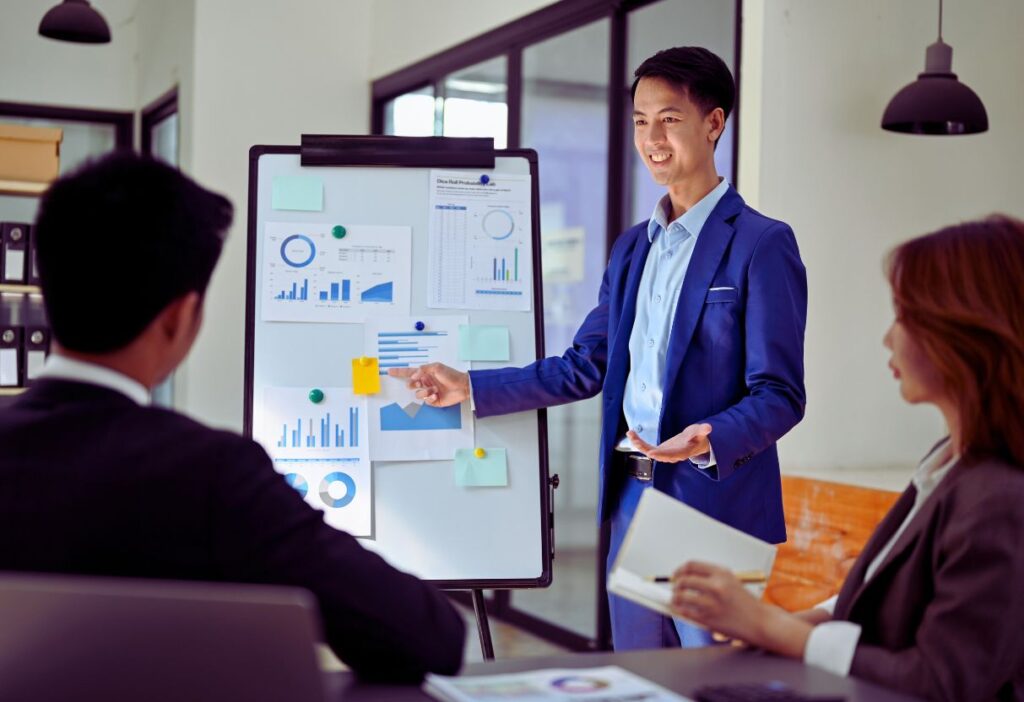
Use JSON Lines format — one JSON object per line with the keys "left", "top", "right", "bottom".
{"left": 38, "top": 354, "right": 151, "bottom": 406}
{"left": 912, "top": 437, "right": 958, "bottom": 497}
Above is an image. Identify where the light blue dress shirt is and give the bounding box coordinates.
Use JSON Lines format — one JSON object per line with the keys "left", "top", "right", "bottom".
{"left": 617, "top": 178, "right": 731, "bottom": 463}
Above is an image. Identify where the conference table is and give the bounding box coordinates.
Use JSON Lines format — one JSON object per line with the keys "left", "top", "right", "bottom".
{"left": 324, "top": 645, "right": 923, "bottom": 701}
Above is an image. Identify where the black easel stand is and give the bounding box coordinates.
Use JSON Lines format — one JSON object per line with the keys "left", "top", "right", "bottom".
{"left": 471, "top": 589, "right": 495, "bottom": 660}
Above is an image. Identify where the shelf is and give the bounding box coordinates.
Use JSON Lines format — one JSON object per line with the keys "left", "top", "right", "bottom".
{"left": 0, "top": 179, "right": 48, "bottom": 197}
{"left": 0, "top": 284, "right": 41, "bottom": 294}
{"left": 0, "top": 387, "right": 27, "bottom": 396}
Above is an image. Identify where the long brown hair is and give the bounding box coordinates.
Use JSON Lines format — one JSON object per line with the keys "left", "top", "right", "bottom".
{"left": 887, "top": 215, "right": 1024, "bottom": 466}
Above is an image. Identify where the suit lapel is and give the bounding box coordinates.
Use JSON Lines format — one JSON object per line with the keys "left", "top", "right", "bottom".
{"left": 661, "top": 190, "right": 742, "bottom": 402}
{"left": 835, "top": 458, "right": 967, "bottom": 619}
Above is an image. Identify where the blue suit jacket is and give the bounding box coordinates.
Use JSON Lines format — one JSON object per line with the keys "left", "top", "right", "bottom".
{"left": 470, "top": 187, "right": 806, "bottom": 543}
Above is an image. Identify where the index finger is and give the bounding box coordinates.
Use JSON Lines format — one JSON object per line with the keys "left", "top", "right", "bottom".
{"left": 387, "top": 368, "right": 416, "bottom": 379}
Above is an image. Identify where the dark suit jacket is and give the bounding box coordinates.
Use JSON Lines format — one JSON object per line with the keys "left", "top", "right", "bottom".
{"left": 833, "top": 455, "right": 1024, "bottom": 701}
{"left": 471, "top": 187, "right": 807, "bottom": 542}
{"left": 0, "top": 379, "right": 465, "bottom": 682}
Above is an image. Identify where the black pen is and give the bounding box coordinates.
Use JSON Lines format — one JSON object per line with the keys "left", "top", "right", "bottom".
{"left": 646, "top": 570, "right": 766, "bottom": 584}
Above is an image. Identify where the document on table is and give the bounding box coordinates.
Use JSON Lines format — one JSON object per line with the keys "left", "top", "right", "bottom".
{"left": 425, "top": 665, "right": 693, "bottom": 702}
{"left": 608, "top": 489, "right": 776, "bottom": 620}
{"left": 426, "top": 170, "right": 533, "bottom": 312}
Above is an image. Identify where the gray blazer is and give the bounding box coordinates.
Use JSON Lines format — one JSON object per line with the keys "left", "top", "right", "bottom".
{"left": 833, "top": 454, "right": 1024, "bottom": 701}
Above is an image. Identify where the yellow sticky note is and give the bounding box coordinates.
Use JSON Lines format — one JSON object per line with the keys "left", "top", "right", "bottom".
{"left": 352, "top": 356, "right": 381, "bottom": 395}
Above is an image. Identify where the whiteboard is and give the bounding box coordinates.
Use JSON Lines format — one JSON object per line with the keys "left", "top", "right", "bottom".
{"left": 243, "top": 143, "right": 551, "bottom": 588}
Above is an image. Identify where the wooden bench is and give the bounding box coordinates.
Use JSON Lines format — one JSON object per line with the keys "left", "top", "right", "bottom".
{"left": 764, "top": 476, "right": 900, "bottom": 612}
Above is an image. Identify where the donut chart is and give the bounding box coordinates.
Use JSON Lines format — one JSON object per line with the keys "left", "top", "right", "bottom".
{"left": 280, "top": 234, "right": 317, "bottom": 268}
{"left": 482, "top": 209, "right": 515, "bottom": 240}
{"left": 284, "top": 472, "right": 308, "bottom": 498}
{"left": 319, "top": 471, "right": 356, "bottom": 508}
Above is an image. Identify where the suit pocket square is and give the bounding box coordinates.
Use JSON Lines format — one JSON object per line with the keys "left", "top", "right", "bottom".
{"left": 705, "top": 287, "right": 738, "bottom": 303}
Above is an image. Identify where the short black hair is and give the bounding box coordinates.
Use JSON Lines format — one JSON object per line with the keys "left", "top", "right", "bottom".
{"left": 34, "top": 151, "right": 232, "bottom": 353}
{"left": 631, "top": 46, "right": 736, "bottom": 125}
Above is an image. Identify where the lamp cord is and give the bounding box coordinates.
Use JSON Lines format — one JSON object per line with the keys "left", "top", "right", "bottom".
{"left": 938, "top": 0, "right": 944, "bottom": 40}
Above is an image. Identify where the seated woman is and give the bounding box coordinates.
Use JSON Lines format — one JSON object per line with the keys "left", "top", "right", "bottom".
{"left": 633, "top": 216, "right": 1024, "bottom": 701}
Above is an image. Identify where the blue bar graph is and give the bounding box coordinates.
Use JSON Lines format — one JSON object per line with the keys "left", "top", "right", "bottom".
{"left": 315, "top": 279, "right": 353, "bottom": 303}
{"left": 275, "top": 278, "right": 309, "bottom": 300}
{"left": 276, "top": 408, "right": 360, "bottom": 448}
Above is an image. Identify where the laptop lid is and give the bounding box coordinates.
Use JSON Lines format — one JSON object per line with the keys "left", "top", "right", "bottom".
{"left": 0, "top": 573, "right": 326, "bottom": 702}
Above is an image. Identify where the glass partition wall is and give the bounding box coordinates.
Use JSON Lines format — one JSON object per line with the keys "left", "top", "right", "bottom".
{"left": 373, "top": 0, "right": 740, "bottom": 651}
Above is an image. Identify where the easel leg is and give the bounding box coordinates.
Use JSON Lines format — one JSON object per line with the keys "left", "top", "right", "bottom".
{"left": 471, "top": 589, "right": 495, "bottom": 660}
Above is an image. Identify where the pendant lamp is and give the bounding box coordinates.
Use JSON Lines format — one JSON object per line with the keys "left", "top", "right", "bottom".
{"left": 39, "top": 0, "right": 111, "bottom": 44}
{"left": 881, "top": 0, "right": 987, "bottom": 135}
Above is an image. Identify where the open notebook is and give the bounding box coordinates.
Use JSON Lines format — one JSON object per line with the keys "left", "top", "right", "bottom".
{"left": 608, "top": 489, "right": 776, "bottom": 620}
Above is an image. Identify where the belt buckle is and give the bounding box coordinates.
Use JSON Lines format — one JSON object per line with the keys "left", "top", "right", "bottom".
{"left": 631, "top": 455, "right": 654, "bottom": 482}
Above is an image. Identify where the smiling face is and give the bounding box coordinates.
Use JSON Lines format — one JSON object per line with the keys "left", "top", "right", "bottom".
{"left": 883, "top": 317, "right": 946, "bottom": 405}
{"left": 632, "top": 76, "right": 723, "bottom": 191}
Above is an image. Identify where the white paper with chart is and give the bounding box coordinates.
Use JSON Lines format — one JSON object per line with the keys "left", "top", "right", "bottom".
{"left": 363, "top": 315, "right": 474, "bottom": 461}
{"left": 427, "top": 170, "right": 533, "bottom": 312}
{"left": 254, "top": 386, "right": 372, "bottom": 537}
{"left": 261, "top": 222, "right": 411, "bottom": 323}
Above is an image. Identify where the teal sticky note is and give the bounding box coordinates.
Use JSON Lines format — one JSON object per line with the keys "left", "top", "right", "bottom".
{"left": 454, "top": 448, "right": 508, "bottom": 487}
{"left": 271, "top": 176, "right": 323, "bottom": 212}
{"left": 458, "top": 325, "right": 510, "bottom": 362}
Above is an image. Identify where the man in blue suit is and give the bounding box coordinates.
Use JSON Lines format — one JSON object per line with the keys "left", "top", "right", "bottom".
{"left": 391, "top": 47, "right": 807, "bottom": 650}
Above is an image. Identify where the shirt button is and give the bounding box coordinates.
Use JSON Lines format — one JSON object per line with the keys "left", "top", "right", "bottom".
{"left": 637, "top": 425, "right": 644, "bottom": 433}
{"left": 647, "top": 339, "right": 655, "bottom": 348}
{"left": 640, "top": 382, "right": 647, "bottom": 391}
{"left": 655, "top": 294, "right": 662, "bottom": 303}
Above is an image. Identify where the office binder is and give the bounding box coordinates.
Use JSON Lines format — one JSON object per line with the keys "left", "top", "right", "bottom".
{"left": 27, "top": 225, "right": 40, "bottom": 286}
{"left": 24, "top": 326, "right": 50, "bottom": 386}
{"left": 1, "top": 222, "right": 29, "bottom": 284}
{"left": 0, "top": 326, "right": 24, "bottom": 387}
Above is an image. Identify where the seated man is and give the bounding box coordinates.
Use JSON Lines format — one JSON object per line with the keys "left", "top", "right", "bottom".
{"left": 0, "top": 153, "right": 465, "bottom": 682}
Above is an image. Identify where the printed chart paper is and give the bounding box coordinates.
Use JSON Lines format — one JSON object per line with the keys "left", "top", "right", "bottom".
{"left": 425, "top": 665, "right": 691, "bottom": 702}
{"left": 261, "top": 222, "right": 411, "bottom": 324}
{"left": 427, "top": 170, "right": 532, "bottom": 312}
{"left": 255, "top": 386, "right": 372, "bottom": 537}
{"left": 363, "top": 315, "right": 473, "bottom": 461}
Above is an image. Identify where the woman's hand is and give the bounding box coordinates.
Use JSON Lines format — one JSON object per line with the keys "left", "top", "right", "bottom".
{"left": 670, "top": 561, "right": 814, "bottom": 659}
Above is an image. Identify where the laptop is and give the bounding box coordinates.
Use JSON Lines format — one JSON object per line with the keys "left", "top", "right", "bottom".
{"left": 0, "top": 572, "right": 326, "bottom": 701}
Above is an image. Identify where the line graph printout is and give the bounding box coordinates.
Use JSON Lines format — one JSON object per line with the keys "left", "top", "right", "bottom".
{"left": 261, "top": 222, "right": 411, "bottom": 323}
{"left": 427, "top": 170, "right": 532, "bottom": 312}
{"left": 363, "top": 315, "right": 474, "bottom": 461}
{"left": 255, "top": 386, "right": 373, "bottom": 536}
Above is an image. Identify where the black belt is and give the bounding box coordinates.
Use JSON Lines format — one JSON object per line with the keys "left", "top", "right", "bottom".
{"left": 618, "top": 452, "right": 654, "bottom": 481}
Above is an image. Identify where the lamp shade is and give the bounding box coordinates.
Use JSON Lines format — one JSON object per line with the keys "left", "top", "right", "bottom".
{"left": 39, "top": 0, "right": 111, "bottom": 44}
{"left": 882, "top": 40, "right": 988, "bottom": 135}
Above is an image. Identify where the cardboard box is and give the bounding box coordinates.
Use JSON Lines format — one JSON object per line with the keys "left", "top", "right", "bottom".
{"left": 0, "top": 124, "right": 63, "bottom": 192}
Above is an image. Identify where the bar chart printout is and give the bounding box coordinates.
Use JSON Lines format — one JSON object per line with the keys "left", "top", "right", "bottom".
{"left": 261, "top": 222, "right": 411, "bottom": 323}
{"left": 363, "top": 316, "right": 474, "bottom": 461}
{"left": 255, "top": 386, "right": 372, "bottom": 536}
{"left": 426, "top": 170, "right": 532, "bottom": 312}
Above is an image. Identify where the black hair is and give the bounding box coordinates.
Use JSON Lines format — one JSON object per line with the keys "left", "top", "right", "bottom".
{"left": 631, "top": 46, "right": 736, "bottom": 132}
{"left": 34, "top": 150, "right": 233, "bottom": 353}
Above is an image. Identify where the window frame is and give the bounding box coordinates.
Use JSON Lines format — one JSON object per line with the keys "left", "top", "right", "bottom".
{"left": 0, "top": 100, "right": 133, "bottom": 151}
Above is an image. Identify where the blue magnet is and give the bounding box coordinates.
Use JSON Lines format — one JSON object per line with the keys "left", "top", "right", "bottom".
{"left": 415, "top": 321, "right": 425, "bottom": 331}
{"left": 479, "top": 174, "right": 490, "bottom": 185}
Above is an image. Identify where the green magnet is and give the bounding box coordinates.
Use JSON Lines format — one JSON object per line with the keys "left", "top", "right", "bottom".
{"left": 308, "top": 388, "right": 325, "bottom": 403}
{"left": 332, "top": 225, "right": 347, "bottom": 239}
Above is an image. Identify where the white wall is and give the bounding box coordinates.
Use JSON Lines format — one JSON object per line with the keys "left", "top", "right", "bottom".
{"left": 0, "top": 0, "right": 138, "bottom": 110}
{"left": 369, "top": 0, "right": 551, "bottom": 79}
{"left": 135, "top": 0, "right": 194, "bottom": 170}
{"left": 178, "top": 0, "right": 373, "bottom": 430}
{"left": 744, "top": 0, "right": 1024, "bottom": 487}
